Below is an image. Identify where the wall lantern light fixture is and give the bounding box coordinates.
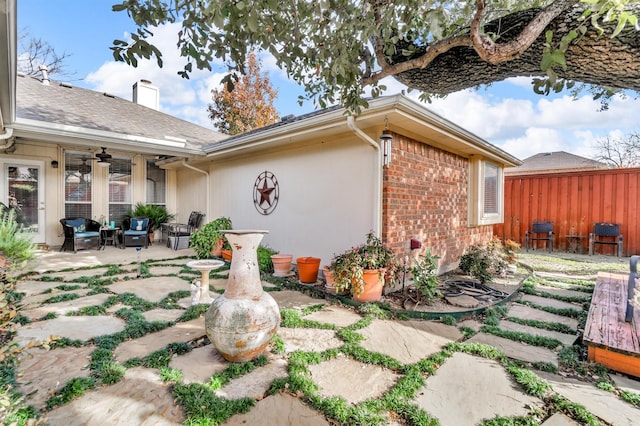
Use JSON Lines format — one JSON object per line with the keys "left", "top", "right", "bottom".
{"left": 380, "top": 116, "right": 392, "bottom": 168}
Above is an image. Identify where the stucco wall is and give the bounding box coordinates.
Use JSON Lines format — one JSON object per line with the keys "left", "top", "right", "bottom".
{"left": 175, "top": 166, "right": 208, "bottom": 223}
{"left": 383, "top": 135, "right": 493, "bottom": 273}
{"left": 207, "top": 136, "right": 378, "bottom": 267}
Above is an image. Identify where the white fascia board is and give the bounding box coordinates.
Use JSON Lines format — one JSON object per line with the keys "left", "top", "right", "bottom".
{"left": 0, "top": 0, "right": 17, "bottom": 128}
{"left": 11, "top": 117, "right": 204, "bottom": 156}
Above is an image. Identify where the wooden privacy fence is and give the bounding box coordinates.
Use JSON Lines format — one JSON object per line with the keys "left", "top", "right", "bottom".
{"left": 493, "top": 167, "right": 640, "bottom": 256}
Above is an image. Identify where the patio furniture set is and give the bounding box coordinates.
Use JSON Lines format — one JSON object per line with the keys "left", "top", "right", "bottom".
{"left": 525, "top": 221, "right": 623, "bottom": 257}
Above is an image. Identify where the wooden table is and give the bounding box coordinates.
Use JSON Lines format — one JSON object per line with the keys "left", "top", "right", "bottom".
{"left": 565, "top": 235, "right": 586, "bottom": 253}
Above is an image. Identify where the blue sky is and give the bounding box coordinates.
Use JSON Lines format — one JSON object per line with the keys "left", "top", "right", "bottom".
{"left": 17, "top": 0, "right": 640, "bottom": 160}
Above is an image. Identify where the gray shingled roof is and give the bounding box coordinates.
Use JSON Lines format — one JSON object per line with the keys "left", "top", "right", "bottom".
{"left": 506, "top": 151, "right": 607, "bottom": 174}
{"left": 16, "top": 74, "right": 226, "bottom": 151}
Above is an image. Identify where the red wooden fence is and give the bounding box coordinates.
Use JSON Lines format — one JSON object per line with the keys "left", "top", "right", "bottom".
{"left": 493, "top": 168, "right": 640, "bottom": 256}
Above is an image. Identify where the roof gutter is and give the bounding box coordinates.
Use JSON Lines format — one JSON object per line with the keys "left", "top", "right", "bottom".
{"left": 181, "top": 159, "right": 210, "bottom": 221}
{"left": 346, "top": 116, "right": 382, "bottom": 237}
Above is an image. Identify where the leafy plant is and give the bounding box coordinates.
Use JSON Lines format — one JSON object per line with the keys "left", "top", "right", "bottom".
{"left": 123, "top": 202, "right": 175, "bottom": 232}
{"left": 257, "top": 244, "right": 277, "bottom": 273}
{"left": 459, "top": 237, "right": 512, "bottom": 284}
{"left": 189, "top": 217, "right": 232, "bottom": 259}
{"left": 0, "top": 205, "right": 36, "bottom": 270}
{"left": 408, "top": 249, "right": 441, "bottom": 303}
{"left": 328, "top": 232, "right": 400, "bottom": 295}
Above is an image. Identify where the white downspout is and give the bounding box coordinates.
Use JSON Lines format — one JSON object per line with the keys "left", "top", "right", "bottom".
{"left": 0, "top": 128, "right": 15, "bottom": 150}
{"left": 346, "top": 116, "right": 382, "bottom": 237}
{"left": 181, "top": 159, "right": 210, "bottom": 221}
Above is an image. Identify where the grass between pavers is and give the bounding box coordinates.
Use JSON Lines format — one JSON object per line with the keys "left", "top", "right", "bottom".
{"left": 3, "top": 256, "right": 639, "bottom": 425}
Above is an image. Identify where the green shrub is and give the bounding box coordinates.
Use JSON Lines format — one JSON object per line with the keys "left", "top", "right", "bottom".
{"left": 0, "top": 205, "right": 36, "bottom": 270}
{"left": 257, "top": 245, "right": 277, "bottom": 273}
{"left": 408, "top": 249, "right": 441, "bottom": 303}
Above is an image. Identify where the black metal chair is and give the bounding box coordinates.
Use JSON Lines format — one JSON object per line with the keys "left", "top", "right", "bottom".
{"left": 589, "top": 222, "right": 623, "bottom": 257}
{"left": 525, "top": 221, "right": 554, "bottom": 252}
{"left": 122, "top": 217, "right": 150, "bottom": 248}
{"left": 166, "top": 211, "right": 204, "bottom": 250}
{"left": 60, "top": 218, "right": 101, "bottom": 253}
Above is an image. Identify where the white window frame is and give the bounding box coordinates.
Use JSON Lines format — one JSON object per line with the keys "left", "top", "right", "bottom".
{"left": 468, "top": 157, "right": 504, "bottom": 226}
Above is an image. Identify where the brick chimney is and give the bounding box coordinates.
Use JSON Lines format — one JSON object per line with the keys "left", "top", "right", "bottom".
{"left": 132, "top": 79, "right": 159, "bottom": 110}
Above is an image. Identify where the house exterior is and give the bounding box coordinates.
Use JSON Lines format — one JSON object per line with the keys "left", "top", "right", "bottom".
{"left": 1, "top": 0, "right": 520, "bottom": 272}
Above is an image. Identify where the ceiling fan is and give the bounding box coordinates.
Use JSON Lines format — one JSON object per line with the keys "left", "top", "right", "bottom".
{"left": 95, "top": 147, "right": 112, "bottom": 167}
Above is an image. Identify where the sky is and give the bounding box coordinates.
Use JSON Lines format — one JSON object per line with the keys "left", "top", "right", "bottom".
{"left": 16, "top": 0, "right": 640, "bottom": 161}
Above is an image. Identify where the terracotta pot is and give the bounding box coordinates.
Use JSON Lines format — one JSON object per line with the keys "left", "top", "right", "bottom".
{"left": 222, "top": 249, "right": 232, "bottom": 261}
{"left": 297, "top": 257, "right": 321, "bottom": 283}
{"left": 352, "top": 268, "right": 385, "bottom": 302}
{"left": 271, "top": 254, "right": 293, "bottom": 276}
{"left": 322, "top": 266, "right": 338, "bottom": 293}
{"left": 211, "top": 239, "right": 224, "bottom": 257}
{"left": 205, "top": 230, "right": 280, "bottom": 363}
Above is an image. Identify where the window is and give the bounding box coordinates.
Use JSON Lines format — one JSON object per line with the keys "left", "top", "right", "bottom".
{"left": 469, "top": 158, "right": 503, "bottom": 226}
{"left": 146, "top": 160, "right": 166, "bottom": 206}
{"left": 64, "top": 151, "right": 92, "bottom": 218}
{"left": 109, "top": 157, "right": 132, "bottom": 226}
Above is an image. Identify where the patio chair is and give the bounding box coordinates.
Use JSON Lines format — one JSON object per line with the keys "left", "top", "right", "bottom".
{"left": 524, "top": 221, "right": 554, "bottom": 252}
{"left": 60, "top": 218, "right": 101, "bottom": 253}
{"left": 122, "top": 217, "right": 150, "bottom": 248}
{"left": 166, "top": 211, "right": 205, "bottom": 250}
{"left": 589, "top": 222, "right": 623, "bottom": 257}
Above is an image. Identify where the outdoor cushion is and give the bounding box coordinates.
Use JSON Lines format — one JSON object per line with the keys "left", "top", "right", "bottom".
{"left": 123, "top": 230, "right": 147, "bottom": 236}
{"left": 130, "top": 218, "right": 149, "bottom": 231}
{"left": 66, "top": 218, "right": 86, "bottom": 233}
{"left": 74, "top": 231, "right": 100, "bottom": 238}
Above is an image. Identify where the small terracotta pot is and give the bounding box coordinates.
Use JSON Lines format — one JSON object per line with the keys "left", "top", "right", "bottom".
{"left": 211, "top": 239, "right": 224, "bottom": 257}
{"left": 222, "top": 249, "right": 232, "bottom": 262}
{"left": 352, "top": 268, "right": 384, "bottom": 302}
{"left": 322, "top": 266, "right": 337, "bottom": 293}
{"left": 271, "top": 254, "right": 293, "bottom": 276}
{"left": 297, "top": 257, "right": 321, "bottom": 283}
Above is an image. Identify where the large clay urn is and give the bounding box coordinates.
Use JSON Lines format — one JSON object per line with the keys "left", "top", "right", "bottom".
{"left": 205, "top": 230, "right": 280, "bottom": 362}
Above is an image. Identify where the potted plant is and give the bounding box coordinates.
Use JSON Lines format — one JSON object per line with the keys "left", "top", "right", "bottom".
{"left": 328, "top": 232, "right": 400, "bottom": 302}
{"left": 123, "top": 202, "right": 175, "bottom": 243}
{"left": 190, "top": 217, "right": 233, "bottom": 259}
{"left": 322, "top": 265, "right": 338, "bottom": 293}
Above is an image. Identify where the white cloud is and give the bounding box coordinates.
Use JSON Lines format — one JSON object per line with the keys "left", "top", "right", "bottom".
{"left": 499, "top": 128, "right": 565, "bottom": 160}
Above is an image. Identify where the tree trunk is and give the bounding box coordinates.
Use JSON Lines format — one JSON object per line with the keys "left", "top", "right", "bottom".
{"left": 394, "top": 4, "right": 640, "bottom": 94}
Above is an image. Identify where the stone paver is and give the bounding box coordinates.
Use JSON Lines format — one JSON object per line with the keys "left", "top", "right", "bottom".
{"left": 16, "top": 279, "right": 76, "bottom": 296}
{"left": 359, "top": 319, "right": 458, "bottom": 364}
{"left": 46, "top": 268, "right": 109, "bottom": 281}
{"left": 278, "top": 328, "right": 343, "bottom": 353}
{"left": 169, "top": 346, "right": 228, "bottom": 383}
{"left": 270, "top": 290, "right": 324, "bottom": 309}
{"left": 16, "top": 346, "right": 95, "bottom": 409}
{"left": 542, "top": 413, "right": 580, "bottom": 426}
{"left": 147, "top": 265, "right": 185, "bottom": 276}
{"left": 43, "top": 367, "right": 185, "bottom": 425}
{"left": 109, "top": 276, "right": 192, "bottom": 303}
{"left": 19, "top": 293, "right": 112, "bottom": 319}
{"left": 114, "top": 317, "right": 206, "bottom": 362}
{"left": 308, "top": 355, "right": 400, "bottom": 404}
{"left": 611, "top": 374, "right": 640, "bottom": 394}
{"left": 536, "top": 285, "right": 592, "bottom": 300}
{"left": 500, "top": 320, "right": 578, "bottom": 347}
{"left": 413, "top": 352, "right": 542, "bottom": 426}
{"left": 303, "top": 305, "right": 362, "bottom": 327}
{"left": 216, "top": 358, "right": 288, "bottom": 400}
{"left": 520, "top": 294, "right": 584, "bottom": 311}
{"left": 18, "top": 288, "right": 92, "bottom": 308}
{"left": 15, "top": 315, "right": 126, "bottom": 346}
{"left": 142, "top": 308, "right": 185, "bottom": 323}
{"left": 224, "top": 393, "right": 330, "bottom": 426}
{"left": 444, "top": 294, "right": 479, "bottom": 308}
{"left": 537, "top": 371, "right": 640, "bottom": 426}
{"left": 467, "top": 332, "right": 558, "bottom": 366}
{"left": 508, "top": 303, "right": 579, "bottom": 330}
{"left": 210, "top": 277, "right": 227, "bottom": 291}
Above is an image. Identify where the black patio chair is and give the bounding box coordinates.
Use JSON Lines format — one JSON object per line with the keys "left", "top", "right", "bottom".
{"left": 524, "top": 221, "right": 554, "bottom": 252}
{"left": 60, "top": 218, "right": 101, "bottom": 253}
{"left": 122, "top": 217, "right": 150, "bottom": 248}
{"left": 589, "top": 222, "right": 623, "bottom": 257}
{"left": 166, "top": 211, "right": 205, "bottom": 250}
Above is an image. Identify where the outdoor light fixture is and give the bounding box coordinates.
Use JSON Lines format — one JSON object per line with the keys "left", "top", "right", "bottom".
{"left": 51, "top": 160, "right": 59, "bottom": 168}
{"left": 380, "top": 116, "right": 392, "bottom": 168}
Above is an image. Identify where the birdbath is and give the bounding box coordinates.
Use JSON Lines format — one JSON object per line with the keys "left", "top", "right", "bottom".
{"left": 186, "top": 259, "right": 225, "bottom": 305}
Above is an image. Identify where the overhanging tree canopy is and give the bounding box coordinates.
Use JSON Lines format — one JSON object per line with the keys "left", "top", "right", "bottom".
{"left": 111, "top": 0, "right": 639, "bottom": 112}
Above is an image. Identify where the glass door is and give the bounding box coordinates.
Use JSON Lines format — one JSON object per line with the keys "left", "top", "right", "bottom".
{"left": 2, "top": 160, "right": 45, "bottom": 243}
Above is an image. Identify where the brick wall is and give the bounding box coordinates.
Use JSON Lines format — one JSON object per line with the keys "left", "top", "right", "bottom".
{"left": 382, "top": 134, "right": 493, "bottom": 272}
